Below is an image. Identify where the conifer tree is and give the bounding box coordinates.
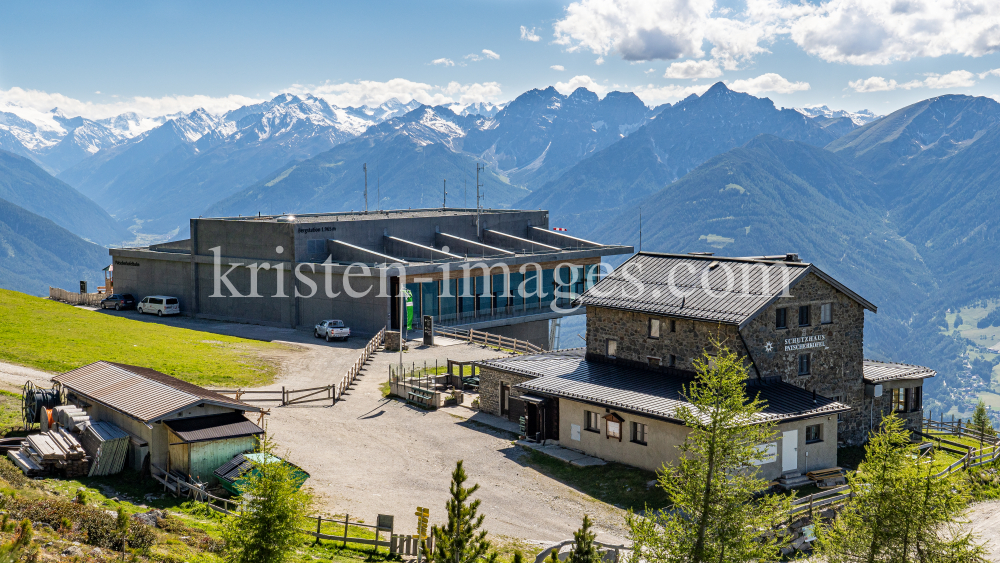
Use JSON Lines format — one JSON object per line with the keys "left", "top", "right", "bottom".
{"left": 424, "top": 460, "right": 498, "bottom": 563}
{"left": 625, "top": 343, "right": 791, "bottom": 563}
{"left": 971, "top": 400, "right": 996, "bottom": 445}
{"left": 223, "top": 434, "right": 313, "bottom": 563}
{"left": 512, "top": 550, "right": 524, "bottom": 563}
{"left": 568, "top": 515, "right": 598, "bottom": 563}
{"left": 815, "top": 414, "right": 987, "bottom": 562}
{"left": 0, "top": 518, "right": 32, "bottom": 563}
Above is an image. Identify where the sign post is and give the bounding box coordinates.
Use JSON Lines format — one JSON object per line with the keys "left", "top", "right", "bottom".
{"left": 79, "top": 281, "right": 88, "bottom": 294}
{"left": 423, "top": 315, "right": 434, "bottom": 346}
{"left": 415, "top": 507, "right": 429, "bottom": 563}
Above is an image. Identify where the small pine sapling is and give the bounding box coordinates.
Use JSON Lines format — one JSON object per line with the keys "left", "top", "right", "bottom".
{"left": 423, "top": 460, "right": 498, "bottom": 563}
{"left": 568, "top": 516, "right": 599, "bottom": 563}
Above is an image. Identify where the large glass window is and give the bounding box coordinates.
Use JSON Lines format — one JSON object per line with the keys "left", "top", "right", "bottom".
{"left": 459, "top": 276, "right": 475, "bottom": 315}
{"left": 421, "top": 281, "right": 438, "bottom": 318}
{"left": 540, "top": 268, "right": 555, "bottom": 308}
{"left": 523, "top": 269, "right": 539, "bottom": 310}
{"left": 440, "top": 279, "right": 457, "bottom": 317}
{"left": 509, "top": 272, "right": 524, "bottom": 310}
{"left": 492, "top": 273, "right": 507, "bottom": 310}
{"left": 476, "top": 276, "right": 491, "bottom": 313}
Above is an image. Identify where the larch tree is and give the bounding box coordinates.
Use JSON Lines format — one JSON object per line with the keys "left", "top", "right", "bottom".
{"left": 424, "top": 460, "right": 498, "bottom": 563}
{"left": 625, "top": 342, "right": 792, "bottom": 563}
{"left": 971, "top": 400, "right": 996, "bottom": 446}
{"left": 815, "top": 413, "right": 987, "bottom": 563}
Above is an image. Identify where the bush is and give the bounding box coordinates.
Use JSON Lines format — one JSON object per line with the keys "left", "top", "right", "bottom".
{"left": 0, "top": 459, "right": 29, "bottom": 489}
{"left": 0, "top": 496, "right": 155, "bottom": 551}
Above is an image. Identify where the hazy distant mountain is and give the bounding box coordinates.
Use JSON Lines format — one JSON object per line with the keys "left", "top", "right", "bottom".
{"left": 0, "top": 197, "right": 108, "bottom": 296}
{"left": 519, "top": 82, "right": 836, "bottom": 227}
{"left": 0, "top": 149, "right": 128, "bottom": 245}
{"left": 795, "top": 105, "right": 881, "bottom": 139}
{"left": 206, "top": 105, "right": 529, "bottom": 217}
{"left": 457, "top": 101, "right": 507, "bottom": 118}
{"left": 462, "top": 87, "right": 653, "bottom": 190}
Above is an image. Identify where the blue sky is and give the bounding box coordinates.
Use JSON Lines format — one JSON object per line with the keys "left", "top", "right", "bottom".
{"left": 3, "top": 0, "right": 1000, "bottom": 118}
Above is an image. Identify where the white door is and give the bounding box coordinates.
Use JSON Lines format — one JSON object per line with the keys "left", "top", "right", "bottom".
{"left": 782, "top": 430, "right": 798, "bottom": 473}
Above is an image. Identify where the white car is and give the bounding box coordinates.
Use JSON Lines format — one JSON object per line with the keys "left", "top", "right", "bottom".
{"left": 138, "top": 295, "right": 180, "bottom": 317}
{"left": 314, "top": 319, "right": 350, "bottom": 342}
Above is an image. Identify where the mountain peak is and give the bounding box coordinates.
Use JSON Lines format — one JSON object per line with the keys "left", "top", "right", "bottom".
{"left": 703, "top": 82, "right": 732, "bottom": 96}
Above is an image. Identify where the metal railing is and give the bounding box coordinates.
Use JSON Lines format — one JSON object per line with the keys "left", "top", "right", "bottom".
{"left": 435, "top": 325, "right": 544, "bottom": 354}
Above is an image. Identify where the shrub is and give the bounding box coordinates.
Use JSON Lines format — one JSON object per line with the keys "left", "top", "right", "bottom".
{"left": 0, "top": 459, "right": 29, "bottom": 490}
{"left": 0, "top": 496, "right": 154, "bottom": 551}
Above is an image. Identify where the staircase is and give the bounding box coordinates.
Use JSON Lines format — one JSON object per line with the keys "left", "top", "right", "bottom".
{"left": 777, "top": 472, "right": 813, "bottom": 490}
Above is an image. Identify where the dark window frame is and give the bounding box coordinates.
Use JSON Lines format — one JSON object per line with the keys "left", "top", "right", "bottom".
{"left": 585, "top": 410, "right": 600, "bottom": 433}
{"left": 606, "top": 339, "right": 617, "bottom": 358}
{"left": 798, "top": 353, "right": 811, "bottom": 375}
{"left": 631, "top": 421, "right": 648, "bottom": 445}
{"left": 805, "top": 424, "right": 823, "bottom": 444}
{"left": 821, "top": 303, "right": 833, "bottom": 324}
{"left": 649, "top": 318, "right": 660, "bottom": 339}
{"left": 799, "top": 305, "right": 811, "bottom": 327}
{"left": 669, "top": 319, "right": 677, "bottom": 333}
{"left": 776, "top": 308, "right": 788, "bottom": 329}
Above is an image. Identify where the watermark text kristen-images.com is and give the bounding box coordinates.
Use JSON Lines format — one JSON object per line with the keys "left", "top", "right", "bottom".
{"left": 207, "top": 246, "right": 794, "bottom": 315}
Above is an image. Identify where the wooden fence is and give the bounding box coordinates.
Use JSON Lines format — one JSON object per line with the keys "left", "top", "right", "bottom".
{"left": 49, "top": 287, "right": 104, "bottom": 307}
{"left": 435, "top": 325, "right": 544, "bottom": 354}
{"left": 209, "top": 328, "right": 385, "bottom": 406}
{"left": 788, "top": 418, "right": 1000, "bottom": 517}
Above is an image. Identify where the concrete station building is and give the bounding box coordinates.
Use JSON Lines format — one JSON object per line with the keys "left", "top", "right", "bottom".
{"left": 109, "top": 208, "right": 632, "bottom": 346}
{"left": 475, "top": 252, "right": 935, "bottom": 480}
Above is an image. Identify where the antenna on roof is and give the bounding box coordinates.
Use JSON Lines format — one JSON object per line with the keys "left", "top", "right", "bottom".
{"left": 443, "top": 179, "right": 447, "bottom": 208}
{"left": 639, "top": 208, "right": 642, "bottom": 252}
{"left": 363, "top": 163, "right": 368, "bottom": 213}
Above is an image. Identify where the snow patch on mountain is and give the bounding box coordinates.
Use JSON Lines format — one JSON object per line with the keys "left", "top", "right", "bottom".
{"left": 795, "top": 105, "right": 881, "bottom": 126}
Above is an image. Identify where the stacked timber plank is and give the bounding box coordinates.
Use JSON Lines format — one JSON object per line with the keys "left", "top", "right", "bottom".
{"left": 80, "top": 422, "right": 130, "bottom": 477}
{"left": 6, "top": 428, "right": 90, "bottom": 477}
{"left": 807, "top": 467, "right": 846, "bottom": 489}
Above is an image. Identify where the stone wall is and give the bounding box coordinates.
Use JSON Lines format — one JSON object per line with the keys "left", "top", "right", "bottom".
{"left": 478, "top": 366, "right": 536, "bottom": 418}
{"left": 740, "top": 273, "right": 869, "bottom": 445}
{"left": 585, "top": 307, "right": 749, "bottom": 372}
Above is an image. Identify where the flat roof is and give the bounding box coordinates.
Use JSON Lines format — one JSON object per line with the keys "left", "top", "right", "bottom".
{"left": 205, "top": 207, "right": 538, "bottom": 224}
{"left": 478, "top": 349, "right": 850, "bottom": 425}
{"left": 165, "top": 412, "right": 263, "bottom": 443}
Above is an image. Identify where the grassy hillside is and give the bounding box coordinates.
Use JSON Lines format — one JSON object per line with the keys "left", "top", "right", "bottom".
{"left": 0, "top": 197, "right": 109, "bottom": 296}
{"left": 0, "top": 149, "right": 129, "bottom": 245}
{"left": 0, "top": 289, "right": 291, "bottom": 387}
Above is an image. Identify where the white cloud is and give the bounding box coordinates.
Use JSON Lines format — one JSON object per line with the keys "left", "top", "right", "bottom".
{"left": 551, "top": 65, "right": 566, "bottom": 71}
{"left": 284, "top": 79, "right": 503, "bottom": 108}
{"left": 633, "top": 83, "right": 712, "bottom": 105}
{"left": 482, "top": 49, "right": 500, "bottom": 60}
{"left": 777, "top": 0, "right": 1000, "bottom": 65}
{"left": 595, "top": 56, "right": 605, "bottom": 65}
{"left": 553, "top": 0, "right": 1000, "bottom": 67}
{"left": 0, "top": 86, "right": 260, "bottom": 120}
{"left": 553, "top": 0, "right": 770, "bottom": 64}
{"left": 979, "top": 68, "right": 1000, "bottom": 79}
{"left": 431, "top": 58, "right": 455, "bottom": 66}
{"left": 664, "top": 59, "right": 723, "bottom": 79}
{"left": 726, "top": 73, "right": 810, "bottom": 95}
{"left": 923, "top": 70, "right": 976, "bottom": 89}
{"left": 520, "top": 26, "right": 541, "bottom": 41}
{"left": 464, "top": 49, "right": 500, "bottom": 62}
{"left": 554, "top": 75, "right": 609, "bottom": 96}
{"left": 848, "top": 70, "right": 976, "bottom": 92}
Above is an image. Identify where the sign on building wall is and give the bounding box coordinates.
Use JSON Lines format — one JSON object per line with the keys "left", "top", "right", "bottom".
{"left": 751, "top": 442, "right": 778, "bottom": 465}
{"left": 784, "top": 335, "right": 827, "bottom": 351}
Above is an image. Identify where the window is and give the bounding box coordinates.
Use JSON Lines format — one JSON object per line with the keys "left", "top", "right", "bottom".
{"left": 585, "top": 411, "right": 600, "bottom": 432}
{"left": 892, "top": 388, "right": 907, "bottom": 413}
{"left": 669, "top": 355, "right": 677, "bottom": 367}
{"left": 776, "top": 308, "right": 787, "bottom": 329}
{"left": 799, "top": 305, "right": 811, "bottom": 326}
{"left": 670, "top": 319, "right": 677, "bottom": 333}
{"left": 649, "top": 318, "right": 660, "bottom": 339}
{"left": 910, "top": 386, "right": 922, "bottom": 412}
{"left": 798, "top": 353, "right": 811, "bottom": 375}
{"left": 631, "top": 422, "right": 648, "bottom": 445}
{"left": 821, "top": 303, "right": 833, "bottom": 324}
{"left": 606, "top": 339, "right": 617, "bottom": 358}
{"left": 647, "top": 356, "right": 660, "bottom": 367}
{"left": 165, "top": 298, "right": 178, "bottom": 305}
{"left": 833, "top": 395, "right": 843, "bottom": 421}
{"left": 805, "top": 424, "right": 823, "bottom": 443}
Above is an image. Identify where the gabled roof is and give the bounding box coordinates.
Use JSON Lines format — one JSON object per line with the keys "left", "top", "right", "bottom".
{"left": 478, "top": 349, "right": 849, "bottom": 425}
{"left": 53, "top": 361, "right": 258, "bottom": 424}
{"left": 576, "top": 252, "right": 876, "bottom": 329}
{"left": 863, "top": 360, "right": 936, "bottom": 384}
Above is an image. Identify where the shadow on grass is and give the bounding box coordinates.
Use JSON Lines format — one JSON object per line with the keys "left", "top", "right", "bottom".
{"left": 505, "top": 447, "right": 672, "bottom": 512}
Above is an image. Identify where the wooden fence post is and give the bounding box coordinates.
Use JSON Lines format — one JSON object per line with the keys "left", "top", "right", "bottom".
{"left": 314, "top": 516, "right": 322, "bottom": 545}
{"left": 343, "top": 514, "right": 349, "bottom": 548}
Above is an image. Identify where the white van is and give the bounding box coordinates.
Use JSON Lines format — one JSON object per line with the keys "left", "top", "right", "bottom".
{"left": 138, "top": 296, "right": 180, "bottom": 316}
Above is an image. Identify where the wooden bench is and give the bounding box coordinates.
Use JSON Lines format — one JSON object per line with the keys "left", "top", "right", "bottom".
{"left": 407, "top": 390, "right": 433, "bottom": 405}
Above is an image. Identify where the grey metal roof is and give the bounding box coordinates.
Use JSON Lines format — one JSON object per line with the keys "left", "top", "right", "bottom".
{"left": 214, "top": 453, "right": 251, "bottom": 482}
{"left": 577, "top": 252, "right": 876, "bottom": 329}
{"left": 479, "top": 349, "right": 849, "bottom": 425}
{"left": 53, "top": 361, "right": 258, "bottom": 424}
{"left": 165, "top": 413, "right": 263, "bottom": 443}
{"left": 863, "top": 360, "right": 936, "bottom": 384}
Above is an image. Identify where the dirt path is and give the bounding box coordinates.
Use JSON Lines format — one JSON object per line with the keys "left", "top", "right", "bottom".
{"left": 0, "top": 361, "right": 54, "bottom": 392}
{"left": 967, "top": 500, "right": 1000, "bottom": 561}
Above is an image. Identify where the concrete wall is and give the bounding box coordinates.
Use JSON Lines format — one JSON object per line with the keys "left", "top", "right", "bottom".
{"left": 481, "top": 320, "right": 550, "bottom": 349}
{"left": 111, "top": 256, "right": 193, "bottom": 314}
{"left": 556, "top": 398, "right": 837, "bottom": 480}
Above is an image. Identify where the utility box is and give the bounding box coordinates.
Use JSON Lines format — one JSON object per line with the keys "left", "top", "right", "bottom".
{"left": 865, "top": 383, "right": 883, "bottom": 398}
{"left": 79, "top": 281, "right": 88, "bottom": 293}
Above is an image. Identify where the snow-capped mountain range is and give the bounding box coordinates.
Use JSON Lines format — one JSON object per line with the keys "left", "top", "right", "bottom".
{"left": 795, "top": 105, "right": 881, "bottom": 126}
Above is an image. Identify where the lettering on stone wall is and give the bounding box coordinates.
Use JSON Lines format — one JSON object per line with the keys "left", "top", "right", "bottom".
{"left": 784, "top": 335, "right": 826, "bottom": 351}
{"left": 114, "top": 260, "right": 140, "bottom": 267}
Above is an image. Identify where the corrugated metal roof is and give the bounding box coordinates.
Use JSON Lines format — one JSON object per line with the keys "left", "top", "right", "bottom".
{"left": 53, "top": 361, "right": 258, "bottom": 424}
{"left": 214, "top": 453, "right": 251, "bottom": 482}
{"left": 479, "top": 349, "right": 849, "bottom": 424}
{"left": 863, "top": 360, "right": 936, "bottom": 383}
{"left": 577, "top": 252, "right": 876, "bottom": 328}
{"left": 165, "top": 413, "right": 263, "bottom": 443}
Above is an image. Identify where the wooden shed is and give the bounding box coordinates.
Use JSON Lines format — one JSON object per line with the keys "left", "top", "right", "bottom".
{"left": 52, "top": 361, "right": 262, "bottom": 478}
